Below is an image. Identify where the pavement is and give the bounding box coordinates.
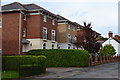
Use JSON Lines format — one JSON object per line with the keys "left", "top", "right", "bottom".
{"left": 21, "top": 62, "right": 119, "bottom": 79}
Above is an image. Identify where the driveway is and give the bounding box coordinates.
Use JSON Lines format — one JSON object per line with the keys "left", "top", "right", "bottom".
{"left": 21, "top": 62, "right": 119, "bottom": 79}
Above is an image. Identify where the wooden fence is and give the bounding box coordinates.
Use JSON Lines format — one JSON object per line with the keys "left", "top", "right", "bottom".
{"left": 89, "top": 55, "right": 120, "bottom": 66}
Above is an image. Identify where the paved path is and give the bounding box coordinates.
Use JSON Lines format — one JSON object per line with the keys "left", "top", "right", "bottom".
{"left": 22, "top": 62, "right": 119, "bottom": 79}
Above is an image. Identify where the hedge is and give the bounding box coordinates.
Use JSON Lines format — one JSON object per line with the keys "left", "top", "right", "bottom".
{"left": 2, "top": 55, "right": 46, "bottom": 76}
{"left": 27, "top": 49, "right": 90, "bottom": 67}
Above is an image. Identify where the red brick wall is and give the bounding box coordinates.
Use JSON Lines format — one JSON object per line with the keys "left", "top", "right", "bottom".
{"left": 26, "top": 15, "right": 41, "bottom": 39}
{"left": 27, "top": 14, "right": 58, "bottom": 41}
{"left": 0, "top": 28, "right": 2, "bottom": 50}
{"left": 2, "top": 12, "right": 24, "bottom": 55}
{"left": 77, "top": 29, "right": 85, "bottom": 44}
{"left": 40, "top": 15, "right": 57, "bottom": 40}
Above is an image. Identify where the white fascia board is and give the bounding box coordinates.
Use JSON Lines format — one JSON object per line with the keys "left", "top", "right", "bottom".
{"left": 1, "top": 9, "right": 27, "bottom": 12}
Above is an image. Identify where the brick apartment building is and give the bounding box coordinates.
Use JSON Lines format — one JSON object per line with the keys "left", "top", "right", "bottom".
{"left": 57, "top": 15, "right": 82, "bottom": 49}
{"left": 2, "top": 2, "right": 85, "bottom": 55}
{"left": 2, "top": 2, "right": 59, "bottom": 55}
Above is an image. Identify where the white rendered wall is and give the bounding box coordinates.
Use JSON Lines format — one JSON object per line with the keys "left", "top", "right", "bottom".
{"left": 102, "top": 39, "right": 119, "bottom": 56}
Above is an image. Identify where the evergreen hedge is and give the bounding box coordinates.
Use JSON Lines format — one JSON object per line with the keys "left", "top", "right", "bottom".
{"left": 2, "top": 55, "right": 46, "bottom": 76}
{"left": 27, "top": 49, "right": 90, "bottom": 67}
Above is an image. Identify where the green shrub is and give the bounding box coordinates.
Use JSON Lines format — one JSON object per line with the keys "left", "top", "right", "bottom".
{"left": 2, "top": 55, "right": 46, "bottom": 76}
{"left": 27, "top": 49, "right": 90, "bottom": 67}
{"left": 19, "top": 65, "right": 44, "bottom": 77}
{"left": 100, "top": 44, "right": 116, "bottom": 56}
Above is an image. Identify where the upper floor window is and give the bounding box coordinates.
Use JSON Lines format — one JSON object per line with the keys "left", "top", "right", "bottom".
{"left": 73, "top": 35, "right": 77, "bottom": 40}
{"left": 43, "top": 15, "right": 47, "bottom": 22}
{"left": 24, "top": 15, "right": 27, "bottom": 21}
{"left": 43, "top": 27, "right": 47, "bottom": 39}
{"left": 73, "top": 26, "right": 76, "bottom": 31}
{"left": 51, "top": 30, "right": 56, "bottom": 41}
{"left": 52, "top": 19, "right": 55, "bottom": 25}
{"left": 23, "top": 28, "right": 26, "bottom": 38}
{"left": 68, "top": 24, "right": 70, "bottom": 30}
{"left": 68, "top": 34, "right": 71, "bottom": 43}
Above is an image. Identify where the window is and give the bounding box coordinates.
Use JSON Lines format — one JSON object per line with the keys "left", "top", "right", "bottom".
{"left": 73, "top": 35, "right": 77, "bottom": 40}
{"left": 24, "top": 15, "right": 27, "bottom": 21}
{"left": 51, "top": 30, "right": 55, "bottom": 41}
{"left": 68, "top": 24, "right": 70, "bottom": 29}
{"left": 23, "top": 28, "right": 26, "bottom": 38}
{"left": 73, "top": 27, "right": 76, "bottom": 31}
{"left": 22, "top": 44, "right": 26, "bottom": 52}
{"left": 68, "top": 34, "right": 71, "bottom": 43}
{"left": 43, "top": 15, "right": 47, "bottom": 22}
{"left": 43, "top": 27, "right": 47, "bottom": 39}
{"left": 52, "top": 19, "right": 55, "bottom": 25}
{"left": 52, "top": 44, "right": 54, "bottom": 49}
{"left": 43, "top": 43, "right": 46, "bottom": 49}
{"left": 68, "top": 44, "right": 71, "bottom": 49}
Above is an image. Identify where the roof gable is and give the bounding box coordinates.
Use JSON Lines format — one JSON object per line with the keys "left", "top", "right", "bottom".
{"left": 112, "top": 38, "right": 120, "bottom": 43}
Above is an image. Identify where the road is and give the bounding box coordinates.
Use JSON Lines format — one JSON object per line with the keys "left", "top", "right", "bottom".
{"left": 22, "top": 62, "right": 119, "bottom": 79}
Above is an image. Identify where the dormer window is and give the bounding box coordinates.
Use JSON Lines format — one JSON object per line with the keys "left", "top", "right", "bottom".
{"left": 68, "top": 24, "right": 70, "bottom": 30}
{"left": 52, "top": 19, "right": 55, "bottom": 25}
{"left": 43, "top": 15, "right": 47, "bottom": 22}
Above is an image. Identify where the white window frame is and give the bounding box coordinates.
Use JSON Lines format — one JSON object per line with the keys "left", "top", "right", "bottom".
{"left": 52, "top": 19, "right": 55, "bottom": 25}
{"left": 68, "top": 24, "right": 70, "bottom": 30}
{"left": 68, "top": 34, "right": 71, "bottom": 39}
{"left": 68, "top": 34, "right": 71, "bottom": 43}
{"left": 51, "top": 30, "right": 56, "bottom": 41}
{"left": 43, "top": 43, "right": 46, "bottom": 49}
{"left": 73, "top": 35, "right": 77, "bottom": 40}
{"left": 73, "top": 26, "right": 76, "bottom": 31}
{"left": 43, "top": 27, "right": 47, "bottom": 40}
{"left": 43, "top": 15, "right": 47, "bottom": 22}
{"left": 23, "top": 28, "right": 26, "bottom": 38}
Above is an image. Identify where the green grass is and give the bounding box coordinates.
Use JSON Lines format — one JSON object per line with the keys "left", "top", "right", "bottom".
{"left": 2, "top": 71, "right": 19, "bottom": 79}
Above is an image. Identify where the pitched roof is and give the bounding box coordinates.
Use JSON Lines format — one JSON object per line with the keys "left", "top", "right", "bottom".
{"left": 2, "top": 2, "right": 26, "bottom": 11}
{"left": 57, "top": 15, "right": 83, "bottom": 27}
{"left": 23, "top": 4, "right": 42, "bottom": 10}
{"left": 2, "top": 2, "right": 58, "bottom": 18}
{"left": 112, "top": 38, "right": 120, "bottom": 43}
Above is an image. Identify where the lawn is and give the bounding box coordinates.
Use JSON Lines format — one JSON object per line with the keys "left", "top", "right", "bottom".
{"left": 2, "top": 71, "right": 19, "bottom": 79}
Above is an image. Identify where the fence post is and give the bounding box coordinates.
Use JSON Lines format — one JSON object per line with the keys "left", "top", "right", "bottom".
{"left": 95, "top": 56, "right": 98, "bottom": 65}
{"left": 100, "top": 56, "right": 102, "bottom": 64}
{"left": 89, "top": 56, "right": 92, "bottom": 66}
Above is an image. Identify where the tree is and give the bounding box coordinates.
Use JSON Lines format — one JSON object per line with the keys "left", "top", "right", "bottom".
{"left": 100, "top": 44, "right": 116, "bottom": 56}
{"left": 77, "top": 22, "right": 101, "bottom": 56}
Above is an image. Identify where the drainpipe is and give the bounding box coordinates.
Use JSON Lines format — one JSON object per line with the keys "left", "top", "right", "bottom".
{"left": 19, "top": 11, "right": 22, "bottom": 55}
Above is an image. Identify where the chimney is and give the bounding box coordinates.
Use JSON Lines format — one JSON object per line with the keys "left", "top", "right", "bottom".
{"left": 108, "top": 31, "right": 113, "bottom": 38}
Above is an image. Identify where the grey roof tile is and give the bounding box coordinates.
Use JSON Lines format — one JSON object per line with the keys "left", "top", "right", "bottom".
{"left": 2, "top": 2, "right": 26, "bottom": 11}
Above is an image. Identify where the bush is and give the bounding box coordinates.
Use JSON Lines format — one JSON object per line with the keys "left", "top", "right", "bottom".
{"left": 100, "top": 44, "right": 116, "bottom": 56}
{"left": 27, "top": 49, "right": 90, "bottom": 67}
{"left": 2, "top": 55, "right": 46, "bottom": 76}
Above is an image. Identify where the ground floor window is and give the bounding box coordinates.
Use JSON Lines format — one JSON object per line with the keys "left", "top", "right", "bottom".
{"left": 22, "top": 44, "right": 26, "bottom": 52}
{"left": 43, "top": 43, "right": 46, "bottom": 49}
{"left": 52, "top": 44, "right": 54, "bottom": 49}
{"left": 68, "top": 44, "right": 71, "bottom": 49}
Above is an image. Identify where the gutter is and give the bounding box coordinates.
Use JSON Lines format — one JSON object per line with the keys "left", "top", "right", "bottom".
{"left": 18, "top": 11, "right": 22, "bottom": 55}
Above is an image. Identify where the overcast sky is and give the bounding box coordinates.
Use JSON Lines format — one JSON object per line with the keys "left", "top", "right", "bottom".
{"left": 1, "top": 0, "right": 119, "bottom": 37}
